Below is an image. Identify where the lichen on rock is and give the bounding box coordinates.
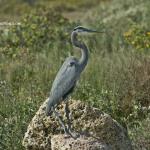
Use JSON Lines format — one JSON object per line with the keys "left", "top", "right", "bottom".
{"left": 51, "top": 134, "right": 111, "bottom": 150}
{"left": 22, "top": 99, "right": 132, "bottom": 150}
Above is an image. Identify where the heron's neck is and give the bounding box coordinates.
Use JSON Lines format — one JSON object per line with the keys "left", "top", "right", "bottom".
{"left": 71, "top": 31, "right": 88, "bottom": 71}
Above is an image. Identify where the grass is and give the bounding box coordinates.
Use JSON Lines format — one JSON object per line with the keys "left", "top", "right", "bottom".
{"left": 0, "top": 0, "right": 150, "bottom": 149}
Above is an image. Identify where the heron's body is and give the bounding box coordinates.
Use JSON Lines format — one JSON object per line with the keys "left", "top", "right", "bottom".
{"left": 46, "top": 29, "right": 89, "bottom": 115}
{"left": 47, "top": 56, "right": 79, "bottom": 110}
{"left": 45, "top": 26, "right": 101, "bottom": 138}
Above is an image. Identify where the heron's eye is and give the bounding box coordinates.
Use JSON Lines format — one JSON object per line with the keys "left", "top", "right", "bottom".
{"left": 69, "top": 62, "right": 75, "bottom": 66}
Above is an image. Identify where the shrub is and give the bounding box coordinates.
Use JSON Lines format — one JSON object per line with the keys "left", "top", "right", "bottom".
{"left": 0, "top": 8, "right": 75, "bottom": 58}
{"left": 124, "top": 26, "right": 150, "bottom": 53}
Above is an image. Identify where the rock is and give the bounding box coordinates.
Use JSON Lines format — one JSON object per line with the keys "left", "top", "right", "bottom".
{"left": 51, "top": 134, "right": 111, "bottom": 150}
{"left": 22, "top": 99, "right": 133, "bottom": 150}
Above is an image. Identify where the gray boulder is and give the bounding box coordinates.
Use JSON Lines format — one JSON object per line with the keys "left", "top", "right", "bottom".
{"left": 23, "top": 99, "right": 132, "bottom": 150}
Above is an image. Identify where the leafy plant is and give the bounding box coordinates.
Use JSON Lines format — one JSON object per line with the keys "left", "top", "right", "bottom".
{"left": 124, "top": 25, "right": 150, "bottom": 52}
{"left": 0, "top": 8, "right": 75, "bottom": 58}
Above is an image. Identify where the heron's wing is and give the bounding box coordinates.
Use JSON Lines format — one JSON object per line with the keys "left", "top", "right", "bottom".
{"left": 49, "top": 57, "right": 79, "bottom": 106}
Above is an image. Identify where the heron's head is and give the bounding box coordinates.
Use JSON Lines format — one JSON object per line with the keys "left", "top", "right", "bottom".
{"left": 73, "top": 26, "right": 103, "bottom": 33}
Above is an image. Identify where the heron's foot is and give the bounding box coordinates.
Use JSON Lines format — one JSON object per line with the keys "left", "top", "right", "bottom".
{"left": 64, "top": 127, "right": 80, "bottom": 140}
{"left": 67, "top": 130, "right": 80, "bottom": 140}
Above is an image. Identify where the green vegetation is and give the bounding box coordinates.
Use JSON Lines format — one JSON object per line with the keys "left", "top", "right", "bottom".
{"left": 124, "top": 26, "right": 150, "bottom": 52}
{"left": 0, "top": 0, "right": 150, "bottom": 149}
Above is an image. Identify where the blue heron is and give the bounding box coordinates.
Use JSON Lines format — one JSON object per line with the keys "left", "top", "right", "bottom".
{"left": 46, "top": 26, "right": 101, "bottom": 138}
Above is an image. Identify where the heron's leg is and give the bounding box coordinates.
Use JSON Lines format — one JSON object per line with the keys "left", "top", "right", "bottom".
{"left": 52, "top": 106, "right": 79, "bottom": 139}
{"left": 65, "top": 101, "right": 72, "bottom": 131}
{"left": 51, "top": 107, "right": 69, "bottom": 134}
{"left": 64, "top": 101, "right": 80, "bottom": 139}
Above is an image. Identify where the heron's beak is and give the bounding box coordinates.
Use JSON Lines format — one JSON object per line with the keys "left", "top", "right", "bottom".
{"left": 85, "top": 28, "right": 104, "bottom": 33}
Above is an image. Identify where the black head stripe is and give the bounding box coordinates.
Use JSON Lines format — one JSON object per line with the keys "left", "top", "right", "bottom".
{"left": 73, "top": 26, "right": 85, "bottom": 31}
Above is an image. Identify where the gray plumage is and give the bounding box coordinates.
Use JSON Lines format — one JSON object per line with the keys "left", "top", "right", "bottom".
{"left": 46, "top": 26, "right": 91, "bottom": 115}
{"left": 46, "top": 56, "right": 79, "bottom": 113}
{"left": 45, "top": 26, "right": 101, "bottom": 138}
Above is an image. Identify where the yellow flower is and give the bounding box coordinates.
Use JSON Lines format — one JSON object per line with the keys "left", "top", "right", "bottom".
{"left": 146, "top": 32, "right": 150, "bottom": 36}
{"left": 146, "top": 43, "right": 149, "bottom": 48}
{"left": 124, "top": 31, "right": 132, "bottom": 37}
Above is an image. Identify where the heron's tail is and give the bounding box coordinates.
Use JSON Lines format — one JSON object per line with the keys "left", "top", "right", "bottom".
{"left": 46, "top": 97, "right": 54, "bottom": 116}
